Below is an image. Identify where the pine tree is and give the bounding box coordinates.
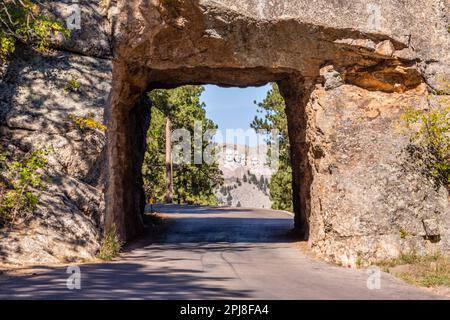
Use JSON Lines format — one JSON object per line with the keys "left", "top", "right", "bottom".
{"left": 143, "top": 86, "right": 223, "bottom": 206}
{"left": 251, "top": 83, "right": 293, "bottom": 211}
{"left": 226, "top": 193, "right": 233, "bottom": 206}
{"left": 258, "top": 175, "right": 265, "bottom": 191}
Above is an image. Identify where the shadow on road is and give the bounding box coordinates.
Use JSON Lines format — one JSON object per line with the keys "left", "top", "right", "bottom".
{"left": 0, "top": 261, "right": 253, "bottom": 299}
{"left": 145, "top": 204, "right": 296, "bottom": 244}
{"left": 0, "top": 206, "right": 297, "bottom": 299}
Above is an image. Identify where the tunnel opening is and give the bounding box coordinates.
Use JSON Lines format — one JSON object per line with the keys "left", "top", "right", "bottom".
{"left": 143, "top": 84, "right": 282, "bottom": 210}
{"left": 101, "top": 0, "right": 446, "bottom": 265}
{"left": 104, "top": 66, "right": 316, "bottom": 243}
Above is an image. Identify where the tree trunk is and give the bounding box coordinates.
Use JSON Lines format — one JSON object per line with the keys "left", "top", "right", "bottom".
{"left": 165, "top": 117, "right": 174, "bottom": 203}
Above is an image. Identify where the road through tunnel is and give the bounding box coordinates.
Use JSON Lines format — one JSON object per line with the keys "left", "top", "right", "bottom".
{"left": 103, "top": 0, "right": 449, "bottom": 267}
{"left": 105, "top": 65, "right": 316, "bottom": 241}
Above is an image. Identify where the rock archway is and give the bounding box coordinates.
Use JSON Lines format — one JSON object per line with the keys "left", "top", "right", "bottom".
{"left": 105, "top": 65, "right": 315, "bottom": 241}
{"left": 104, "top": 0, "right": 450, "bottom": 266}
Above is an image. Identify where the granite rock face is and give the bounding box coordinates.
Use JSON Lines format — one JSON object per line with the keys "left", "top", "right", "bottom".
{"left": 309, "top": 82, "right": 450, "bottom": 266}
{"left": 1, "top": 0, "right": 449, "bottom": 266}
{"left": 0, "top": 43, "right": 111, "bottom": 265}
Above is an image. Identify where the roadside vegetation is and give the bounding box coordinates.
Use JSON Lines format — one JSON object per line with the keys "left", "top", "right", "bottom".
{"left": 378, "top": 80, "right": 450, "bottom": 290}
{"left": 97, "top": 227, "right": 123, "bottom": 261}
{"left": 376, "top": 252, "right": 450, "bottom": 288}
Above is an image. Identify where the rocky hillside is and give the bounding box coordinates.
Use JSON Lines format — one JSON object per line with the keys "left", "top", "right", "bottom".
{"left": 0, "top": 2, "right": 111, "bottom": 265}
{"left": 216, "top": 144, "right": 274, "bottom": 208}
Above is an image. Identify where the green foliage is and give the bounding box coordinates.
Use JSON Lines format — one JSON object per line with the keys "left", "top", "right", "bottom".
{"left": 98, "top": 227, "right": 123, "bottom": 261}
{"left": 0, "top": 30, "right": 14, "bottom": 62}
{"left": 64, "top": 77, "right": 81, "bottom": 92}
{"left": 0, "top": 148, "right": 48, "bottom": 226}
{"left": 251, "top": 83, "right": 290, "bottom": 165}
{"left": 0, "top": 1, "right": 70, "bottom": 63}
{"left": 251, "top": 83, "right": 293, "bottom": 211}
{"left": 399, "top": 227, "right": 408, "bottom": 239}
{"left": 402, "top": 86, "right": 450, "bottom": 189}
{"left": 243, "top": 170, "right": 269, "bottom": 194}
{"left": 143, "top": 86, "right": 223, "bottom": 205}
{"left": 269, "top": 167, "right": 293, "bottom": 212}
{"left": 69, "top": 112, "right": 106, "bottom": 132}
{"left": 30, "top": 14, "right": 69, "bottom": 52}
{"left": 246, "top": 170, "right": 258, "bottom": 185}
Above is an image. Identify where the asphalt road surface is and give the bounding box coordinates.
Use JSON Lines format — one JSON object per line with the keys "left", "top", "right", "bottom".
{"left": 0, "top": 205, "right": 440, "bottom": 299}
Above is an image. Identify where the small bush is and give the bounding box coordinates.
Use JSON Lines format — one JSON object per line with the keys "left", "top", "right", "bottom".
{"left": 401, "top": 84, "right": 450, "bottom": 189}
{"left": 64, "top": 77, "right": 81, "bottom": 92}
{"left": 98, "top": 228, "right": 123, "bottom": 261}
{"left": 0, "top": 149, "right": 48, "bottom": 226}
{"left": 399, "top": 228, "right": 408, "bottom": 239}
{"left": 0, "top": 1, "right": 70, "bottom": 63}
{"left": 69, "top": 112, "right": 107, "bottom": 132}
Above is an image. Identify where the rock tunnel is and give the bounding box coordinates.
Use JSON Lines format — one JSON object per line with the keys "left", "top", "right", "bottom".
{"left": 102, "top": 0, "right": 449, "bottom": 266}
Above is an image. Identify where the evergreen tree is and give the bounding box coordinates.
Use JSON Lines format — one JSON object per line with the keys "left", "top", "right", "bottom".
{"left": 269, "top": 167, "right": 293, "bottom": 211}
{"left": 250, "top": 173, "right": 258, "bottom": 185}
{"left": 258, "top": 175, "right": 265, "bottom": 190}
{"left": 143, "top": 86, "right": 223, "bottom": 206}
{"left": 220, "top": 186, "right": 227, "bottom": 196}
{"left": 251, "top": 83, "right": 293, "bottom": 212}
{"left": 226, "top": 193, "right": 233, "bottom": 206}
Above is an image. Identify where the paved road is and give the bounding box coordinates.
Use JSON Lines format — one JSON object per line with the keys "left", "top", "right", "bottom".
{"left": 0, "top": 205, "right": 440, "bottom": 299}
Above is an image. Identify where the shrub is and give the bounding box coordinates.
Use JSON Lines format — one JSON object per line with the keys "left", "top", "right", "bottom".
{"left": 0, "top": 148, "right": 48, "bottom": 226}
{"left": 98, "top": 227, "right": 123, "bottom": 261}
{"left": 69, "top": 112, "right": 107, "bottom": 132}
{"left": 0, "top": 1, "right": 70, "bottom": 63}
{"left": 399, "top": 228, "right": 408, "bottom": 239}
{"left": 64, "top": 77, "right": 81, "bottom": 92}
{"left": 402, "top": 84, "right": 450, "bottom": 189}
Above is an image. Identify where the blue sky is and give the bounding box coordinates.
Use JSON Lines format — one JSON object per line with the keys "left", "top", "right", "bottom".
{"left": 200, "top": 84, "right": 271, "bottom": 145}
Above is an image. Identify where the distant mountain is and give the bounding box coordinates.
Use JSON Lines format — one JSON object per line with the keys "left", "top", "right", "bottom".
{"left": 215, "top": 144, "right": 275, "bottom": 208}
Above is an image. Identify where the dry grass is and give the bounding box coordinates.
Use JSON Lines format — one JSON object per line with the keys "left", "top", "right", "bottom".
{"left": 377, "top": 252, "right": 450, "bottom": 288}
